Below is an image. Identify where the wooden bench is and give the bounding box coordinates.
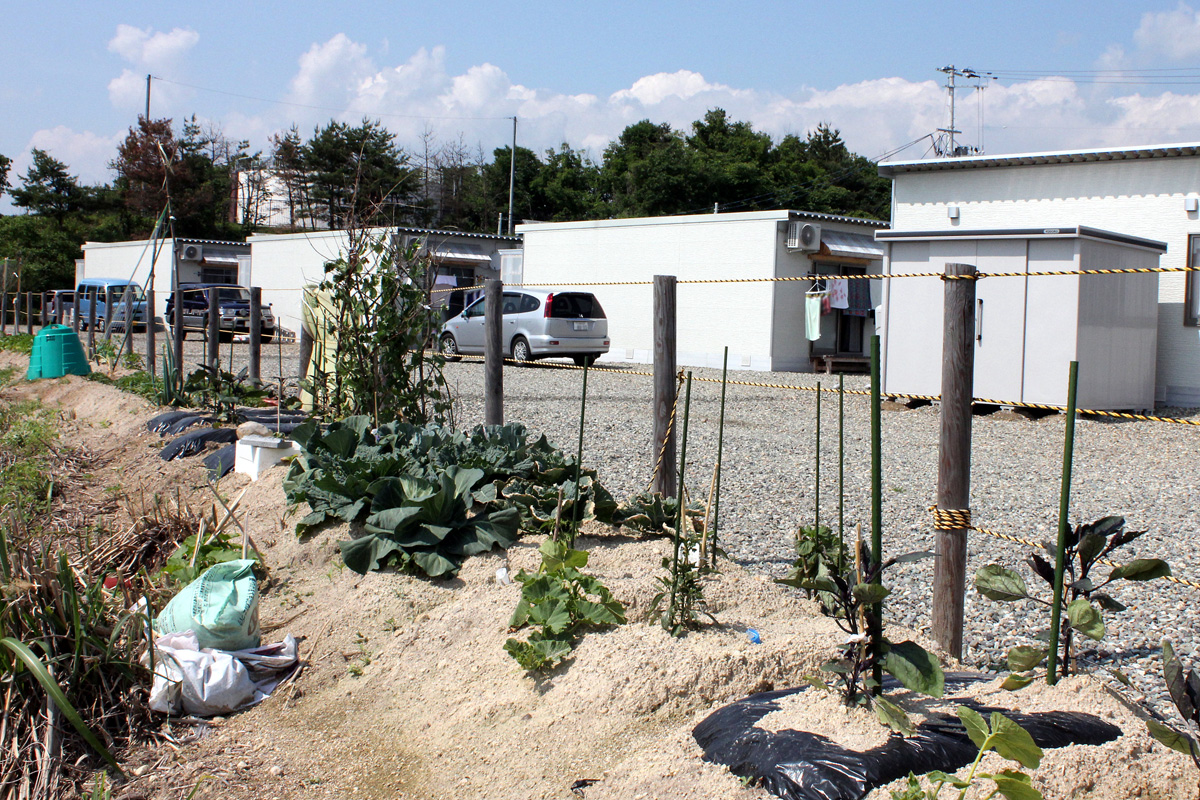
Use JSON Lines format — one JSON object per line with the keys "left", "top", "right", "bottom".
{"left": 810, "top": 355, "right": 871, "bottom": 374}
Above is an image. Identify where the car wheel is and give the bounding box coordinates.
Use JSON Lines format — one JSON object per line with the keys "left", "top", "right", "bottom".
{"left": 440, "top": 333, "right": 460, "bottom": 361}
{"left": 573, "top": 354, "right": 598, "bottom": 367}
{"left": 511, "top": 336, "right": 532, "bottom": 364}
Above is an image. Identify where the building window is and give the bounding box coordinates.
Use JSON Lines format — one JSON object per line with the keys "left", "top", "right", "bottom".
{"left": 1187, "top": 234, "right": 1200, "bottom": 327}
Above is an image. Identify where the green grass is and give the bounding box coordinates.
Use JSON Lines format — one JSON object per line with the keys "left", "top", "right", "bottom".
{"left": 87, "top": 370, "right": 166, "bottom": 404}
{"left": 0, "top": 333, "right": 34, "bottom": 354}
{"left": 0, "top": 399, "right": 57, "bottom": 518}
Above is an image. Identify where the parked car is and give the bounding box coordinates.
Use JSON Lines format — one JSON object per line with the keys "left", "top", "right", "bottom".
{"left": 74, "top": 278, "right": 148, "bottom": 331}
{"left": 44, "top": 289, "right": 75, "bottom": 325}
{"left": 439, "top": 290, "right": 609, "bottom": 365}
{"left": 165, "top": 284, "right": 275, "bottom": 342}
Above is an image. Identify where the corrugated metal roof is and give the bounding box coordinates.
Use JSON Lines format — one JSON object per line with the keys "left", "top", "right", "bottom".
{"left": 430, "top": 243, "right": 492, "bottom": 263}
{"left": 878, "top": 142, "right": 1200, "bottom": 177}
{"left": 396, "top": 226, "right": 521, "bottom": 243}
{"left": 177, "top": 237, "right": 250, "bottom": 248}
{"left": 791, "top": 210, "right": 889, "bottom": 228}
{"left": 821, "top": 230, "right": 885, "bottom": 258}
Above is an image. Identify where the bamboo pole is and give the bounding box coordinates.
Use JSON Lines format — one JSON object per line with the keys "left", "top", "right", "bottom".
{"left": 814, "top": 380, "right": 822, "bottom": 529}
{"left": 571, "top": 359, "right": 589, "bottom": 541}
{"left": 839, "top": 372, "right": 845, "bottom": 570}
{"left": 869, "top": 334, "right": 884, "bottom": 693}
{"left": 667, "top": 371, "right": 694, "bottom": 627}
{"left": 1047, "top": 360, "right": 1080, "bottom": 685}
{"left": 709, "top": 345, "right": 729, "bottom": 568}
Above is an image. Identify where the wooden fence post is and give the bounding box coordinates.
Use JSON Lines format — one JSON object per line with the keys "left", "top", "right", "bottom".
{"left": 172, "top": 288, "right": 184, "bottom": 387}
{"left": 39, "top": 293, "right": 47, "bottom": 328}
{"left": 72, "top": 292, "right": 81, "bottom": 334}
{"left": 103, "top": 288, "right": 114, "bottom": 343}
{"left": 249, "top": 287, "right": 262, "bottom": 386}
{"left": 484, "top": 279, "right": 503, "bottom": 425}
{"left": 25, "top": 292, "right": 33, "bottom": 336}
{"left": 207, "top": 289, "right": 220, "bottom": 371}
{"left": 87, "top": 288, "right": 98, "bottom": 356}
{"left": 931, "top": 262, "right": 978, "bottom": 659}
{"left": 0, "top": 258, "right": 8, "bottom": 335}
{"left": 146, "top": 290, "right": 156, "bottom": 379}
{"left": 652, "top": 275, "right": 678, "bottom": 497}
{"left": 123, "top": 288, "right": 134, "bottom": 355}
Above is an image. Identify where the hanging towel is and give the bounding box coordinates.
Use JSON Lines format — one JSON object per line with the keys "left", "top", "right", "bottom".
{"left": 844, "top": 277, "right": 872, "bottom": 318}
{"left": 805, "top": 291, "right": 828, "bottom": 341}
{"left": 828, "top": 279, "right": 849, "bottom": 309}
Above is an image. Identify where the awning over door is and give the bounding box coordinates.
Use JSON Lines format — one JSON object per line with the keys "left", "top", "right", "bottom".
{"left": 431, "top": 243, "right": 491, "bottom": 264}
{"left": 819, "top": 231, "right": 884, "bottom": 259}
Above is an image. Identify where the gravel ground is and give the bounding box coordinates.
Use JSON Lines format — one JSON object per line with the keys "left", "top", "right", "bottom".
{"left": 443, "top": 357, "right": 1200, "bottom": 717}
{"left": 106, "top": 330, "right": 303, "bottom": 389}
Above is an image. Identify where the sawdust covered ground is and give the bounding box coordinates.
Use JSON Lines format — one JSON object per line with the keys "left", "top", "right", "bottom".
{"left": 3, "top": 351, "right": 1197, "bottom": 800}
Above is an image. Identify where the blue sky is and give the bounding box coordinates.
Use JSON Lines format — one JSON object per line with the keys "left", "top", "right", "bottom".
{"left": 7, "top": 1, "right": 1200, "bottom": 193}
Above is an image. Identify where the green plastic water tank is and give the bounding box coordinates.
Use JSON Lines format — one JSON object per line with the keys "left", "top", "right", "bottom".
{"left": 26, "top": 324, "right": 91, "bottom": 380}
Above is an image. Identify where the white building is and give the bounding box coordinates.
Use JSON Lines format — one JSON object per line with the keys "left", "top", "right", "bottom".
{"left": 80, "top": 237, "right": 251, "bottom": 300}
{"left": 247, "top": 227, "right": 520, "bottom": 334}
{"left": 516, "top": 210, "right": 887, "bottom": 372}
{"left": 879, "top": 143, "right": 1200, "bottom": 407}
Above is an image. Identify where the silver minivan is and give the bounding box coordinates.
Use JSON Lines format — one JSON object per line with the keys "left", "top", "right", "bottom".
{"left": 439, "top": 290, "right": 609, "bottom": 365}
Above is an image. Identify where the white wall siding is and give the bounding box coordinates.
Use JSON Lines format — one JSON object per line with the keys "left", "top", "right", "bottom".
{"left": 246, "top": 230, "right": 348, "bottom": 336}
{"left": 892, "top": 158, "right": 1200, "bottom": 405}
{"left": 80, "top": 240, "right": 175, "bottom": 298}
{"left": 520, "top": 215, "right": 783, "bottom": 370}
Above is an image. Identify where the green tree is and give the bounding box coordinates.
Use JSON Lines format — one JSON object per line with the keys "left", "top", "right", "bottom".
{"left": 528, "top": 144, "right": 601, "bottom": 222}
{"left": 10, "top": 149, "right": 85, "bottom": 227}
{"left": 0, "top": 153, "right": 11, "bottom": 198}
{"left": 598, "top": 120, "right": 699, "bottom": 217}
{"left": 482, "top": 145, "right": 543, "bottom": 229}
{"left": 302, "top": 118, "right": 415, "bottom": 229}
{"left": 686, "top": 108, "right": 773, "bottom": 211}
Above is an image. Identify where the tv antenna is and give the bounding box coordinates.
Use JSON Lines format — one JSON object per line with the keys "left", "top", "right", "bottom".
{"left": 934, "top": 66, "right": 996, "bottom": 157}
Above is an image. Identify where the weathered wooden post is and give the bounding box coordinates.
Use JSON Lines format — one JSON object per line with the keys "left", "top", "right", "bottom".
{"left": 39, "top": 293, "right": 47, "bottom": 328}
{"left": 652, "top": 275, "right": 678, "bottom": 497}
{"left": 931, "top": 262, "right": 978, "bottom": 659}
{"left": 0, "top": 258, "right": 8, "bottom": 335}
{"left": 249, "top": 287, "right": 262, "bottom": 386}
{"left": 123, "top": 288, "right": 134, "bottom": 355}
{"left": 72, "top": 291, "right": 81, "bottom": 334}
{"left": 103, "top": 288, "right": 114, "bottom": 343}
{"left": 146, "top": 290, "right": 156, "bottom": 379}
{"left": 484, "top": 279, "right": 503, "bottom": 425}
{"left": 25, "top": 292, "right": 33, "bottom": 335}
{"left": 87, "top": 288, "right": 98, "bottom": 356}
{"left": 172, "top": 288, "right": 185, "bottom": 388}
{"left": 207, "top": 289, "right": 220, "bottom": 371}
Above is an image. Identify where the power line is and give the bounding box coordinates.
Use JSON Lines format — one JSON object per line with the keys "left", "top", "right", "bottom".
{"left": 150, "top": 76, "right": 514, "bottom": 123}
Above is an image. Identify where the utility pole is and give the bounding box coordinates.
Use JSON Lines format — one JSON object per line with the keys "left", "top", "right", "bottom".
{"left": 936, "top": 66, "right": 994, "bottom": 158}
{"left": 507, "top": 116, "right": 517, "bottom": 236}
{"left": 145, "top": 74, "right": 151, "bottom": 121}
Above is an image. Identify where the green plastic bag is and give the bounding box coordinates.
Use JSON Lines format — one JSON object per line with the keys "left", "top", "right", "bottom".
{"left": 155, "top": 559, "right": 261, "bottom": 651}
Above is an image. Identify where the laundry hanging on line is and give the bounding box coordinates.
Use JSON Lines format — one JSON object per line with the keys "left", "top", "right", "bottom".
{"left": 804, "top": 290, "right": 828, "bottom": 341}
{"left": 827, "top": 279, "right": 849, "bottom": 309}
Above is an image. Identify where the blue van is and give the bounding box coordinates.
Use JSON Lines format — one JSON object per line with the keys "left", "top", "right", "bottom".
{"left": 74, "top": 278, "right": 149, "bottom": 331}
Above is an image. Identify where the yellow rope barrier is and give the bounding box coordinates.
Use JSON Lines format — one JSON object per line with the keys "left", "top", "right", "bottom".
{"left": 927, "top": 507, "right": 1200, "bottom": 592}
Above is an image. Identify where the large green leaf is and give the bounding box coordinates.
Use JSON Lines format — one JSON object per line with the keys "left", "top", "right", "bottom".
{"left": 1067, "top": 598, "right": 1105, "bottom": 641}
{"left": 1146, "top": 718, "right": 1198, "bottom": 756}
{"left": 1007, "top": 646, "right": 1047, "bottom": 672}
{"left": 976, "top": 565, "right": 1030, "bottom": 602}
{"left": 528, "top": 599, "right": 572, "bottom": 635}
{"left": 0, "top": 637, "right": 126, "bottom": 778}
{"left": 1001, "top": 673, "right": 1037, "bottom": 691}
{"left": 884, "top": 640, "right": 945, "bottom": 698}
{"left": 983, "top": 769, "right": 1043, "bottom": 800}
{"left": 873, "top": 694, "right": 914, "bottom": 736}
{"left": 339, "top": 533, "right": 404, "bottom": 575}
{"left": 1162, "top": 640, "right": 1197, "bottom": 721}
{"left": 990, "top": 712, "right": 1044, "bottom": 769}
{"left": 410, "top": 549, "right": 459, "bottom": 578}
{"left": 853, "top": 583, "right": 891, "bottom": 605}
{"left": 1108, "top": 559, "right": 1171, "bottom": 582}
{"left": 958, "top": 706, "right": 989, "bottom": 750}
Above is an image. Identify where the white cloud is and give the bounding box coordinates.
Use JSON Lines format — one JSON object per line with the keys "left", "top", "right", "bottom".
{"left": 105, "top": 24, "right": 199, "bottom": 111}
{"left": 1133, "top": 3, "right": 1200, "bottom": 61}
{"left": 17, "top": 127, "right": 124, "bottom": 185}
{"left": 108, "top": 24, "right": 199, "bottom": 66}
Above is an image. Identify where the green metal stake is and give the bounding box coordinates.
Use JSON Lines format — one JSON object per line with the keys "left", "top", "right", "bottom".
{"left": 869, "top": 335, "right": 884, "bottom": 694}
{"left": 668, "top": 371, "right": 694, "bottom": 630}
{"left": 571, "top": 359, "right": 590, "bottom": 543}
{"left": 1047, "top": 360, "right": 1080, "bottom": 686}
{"left": 814, "top": 380, "right": 822, "bottom": 530}
{"left": 839, "top": 373, "right": 845, "bottom": 572}
{"left": 711, "top": 346, "right": 729, "bottom": 568}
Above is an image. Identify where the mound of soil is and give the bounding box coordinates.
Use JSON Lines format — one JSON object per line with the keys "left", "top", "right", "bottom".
{"left": 4, "top": 351, "right": 1197, "bottom": 800}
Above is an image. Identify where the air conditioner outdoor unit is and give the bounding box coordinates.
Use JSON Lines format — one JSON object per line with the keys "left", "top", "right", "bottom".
{"left": 181, "top": 244, "right": 203, "bottom": 261}
{"left": 787, "top": 222, "right": 821, "bottom": 252}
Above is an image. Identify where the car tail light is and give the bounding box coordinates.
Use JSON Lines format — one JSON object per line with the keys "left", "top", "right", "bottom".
{"left": 544, "top": 293, "right": 554, "bottom": 318}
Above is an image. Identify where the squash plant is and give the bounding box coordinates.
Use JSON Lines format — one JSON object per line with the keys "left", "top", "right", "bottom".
{"left": 505, "top": 538, "right": 626, "bottom": 671}
{"left": 975, "top": 516, "right": 1170, "bottom": 683}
